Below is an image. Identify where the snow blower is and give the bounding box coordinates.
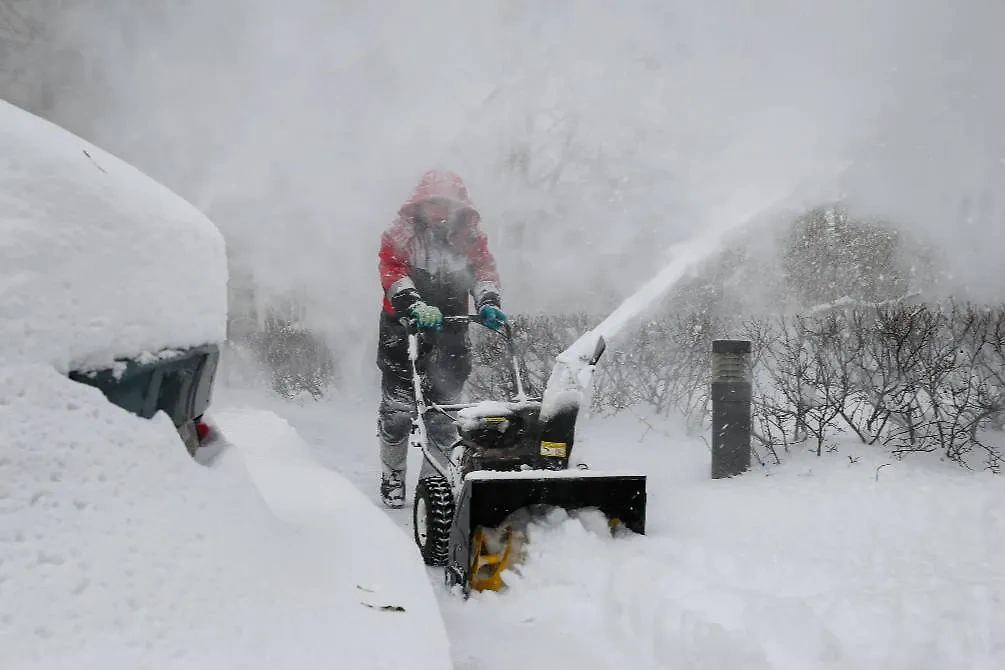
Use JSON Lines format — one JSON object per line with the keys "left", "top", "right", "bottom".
{"left": 405, "top": 314, "right": 647, "bottom": 596}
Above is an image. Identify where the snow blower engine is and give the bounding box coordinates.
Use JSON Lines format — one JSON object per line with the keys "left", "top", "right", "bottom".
{"left": 405, "top": 314, "right": 647, "bottom": 596}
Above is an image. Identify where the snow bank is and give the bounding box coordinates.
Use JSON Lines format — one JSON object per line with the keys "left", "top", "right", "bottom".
{"left": 0, "top": 367, "right": 451, "bottom": 669}
{"left": 212, "top": 407, "right": 454, "bottom": 670}
{"left": 442, "top": 412, "right": 1005, "bottom": 670}
{"left": 0, "top": 100, "right": 227, "bottom": 372}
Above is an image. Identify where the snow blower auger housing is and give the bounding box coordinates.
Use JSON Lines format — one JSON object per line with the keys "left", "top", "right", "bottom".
{"left": 404, "top": 314, "right": 647, "bottom": 597}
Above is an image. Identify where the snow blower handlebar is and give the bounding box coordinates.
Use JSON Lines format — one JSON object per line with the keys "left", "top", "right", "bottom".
{"left": 400, "top": 313, "right": 528, "bottom": 404}
{"left": 399, "top": 312, "right": 511, "bottom": 340}
{"left": 441, "top": 313, "right": 513, "bottom": 338}
{"left": 400, "top": 312, "right": 509, "bottom": 332}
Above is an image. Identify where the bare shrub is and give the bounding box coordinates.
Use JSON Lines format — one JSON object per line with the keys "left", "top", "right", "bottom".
{"left": 474, "top": 302, "right": 1005, "bottom": 471}
{"left": 240, "top": 316, "right": 338, "bottom": 401}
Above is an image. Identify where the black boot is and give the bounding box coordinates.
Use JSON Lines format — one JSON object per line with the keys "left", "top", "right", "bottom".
{"left": 380, "top": 467, "right": 405, "bottom": 508}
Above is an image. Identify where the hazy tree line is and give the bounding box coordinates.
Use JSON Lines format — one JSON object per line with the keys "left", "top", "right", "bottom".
{"left": 472, "top": 299, "right": 1005, "bottom": 472}
{"left": 468, "top": 206, "right": 1004, "bottom": 472}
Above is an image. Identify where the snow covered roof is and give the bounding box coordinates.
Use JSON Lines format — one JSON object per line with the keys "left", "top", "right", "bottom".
{"left": 0, "top": 100, "right": 228, "bottom": 373}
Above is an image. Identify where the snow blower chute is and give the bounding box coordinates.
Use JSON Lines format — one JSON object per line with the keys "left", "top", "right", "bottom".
{"left": 405, "top": 314, "right": 646, "bottom": 596}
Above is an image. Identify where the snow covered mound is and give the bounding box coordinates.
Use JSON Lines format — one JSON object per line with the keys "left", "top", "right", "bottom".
{"left": 206, "top": 407, "right": 454, "bottom": 670}
{"left": 0, "top": 100, "right": 227, "bottom": 372}
{"left": 0, "top": 367, "right": 452, "bottom": 669}
{"left": 441, "top": 413, "right": 1005, "bottom": 670}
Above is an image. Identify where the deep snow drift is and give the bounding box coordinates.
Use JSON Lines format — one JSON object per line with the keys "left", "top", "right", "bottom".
{"left": 0, "top": 100, "right": 227, "bottom": 372}
{"left": 245, "top": 385, "right": 1005, "bottom": 670}
{"left": 443, "top": 411, "right": 1005, "bottom": 670}
{"left": 0, "top": 367, "right": 452, "bottom": 670}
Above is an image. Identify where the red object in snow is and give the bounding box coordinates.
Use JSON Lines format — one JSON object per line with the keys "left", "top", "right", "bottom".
{"left": 196, "top": 421, "right": 211, "bottom": 441}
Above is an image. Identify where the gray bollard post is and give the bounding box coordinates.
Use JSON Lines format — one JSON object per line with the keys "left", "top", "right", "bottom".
{"left": 710, "top": 339, "right": 752, "bottom": 479}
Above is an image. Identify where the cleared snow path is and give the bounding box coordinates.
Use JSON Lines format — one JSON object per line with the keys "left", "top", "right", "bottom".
{"left": 225, "top": 389, "right": 1005, "bottom": 670}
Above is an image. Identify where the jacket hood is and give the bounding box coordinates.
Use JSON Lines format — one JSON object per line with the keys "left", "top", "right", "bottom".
{"left": 398, "top": 170, "right": 479, "bottom": 223}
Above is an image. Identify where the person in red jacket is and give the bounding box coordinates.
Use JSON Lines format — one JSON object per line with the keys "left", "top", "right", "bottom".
{"left": 375, "top": 170, "right": 507, "bottom": 507}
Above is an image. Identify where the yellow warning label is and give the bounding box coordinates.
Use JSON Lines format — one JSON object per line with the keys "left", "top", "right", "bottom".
{"left": 484, "top": 417, "right": 506, "bottom": 423}
{"left": 540, "top": 441, "right": 567, "bottom": 457}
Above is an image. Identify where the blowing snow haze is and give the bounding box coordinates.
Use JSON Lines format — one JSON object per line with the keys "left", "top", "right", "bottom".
{"left": 3, "top": 0, "right": 1003, "bottom": 377}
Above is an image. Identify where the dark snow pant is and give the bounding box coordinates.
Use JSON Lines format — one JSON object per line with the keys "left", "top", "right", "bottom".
{"left": 376, "top": 310, "right": 472, "bottom": 473}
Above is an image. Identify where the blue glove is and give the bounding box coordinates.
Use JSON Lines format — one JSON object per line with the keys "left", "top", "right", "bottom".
{"left": 480, "top": 304, "right": 507, "bottom": 331}
{"left": 410, "top": 302, "right": 443, "bottom": 330}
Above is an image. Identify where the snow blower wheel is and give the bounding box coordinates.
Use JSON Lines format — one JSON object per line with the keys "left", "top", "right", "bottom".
{"left": 413, "top": 476, "right": 454, "bottom": 567}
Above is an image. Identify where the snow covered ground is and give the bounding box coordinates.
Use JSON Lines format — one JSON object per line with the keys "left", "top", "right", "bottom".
{"left": 222, "top": 385, "right": 1005, "bottom": 670}
{"left": 445, "top": 412, "right": 1005, "bottom": 670}
{"left": 0, "top": 367, "right": 453, "bottom": 670}
{"left": 3, "top": 95, "right": 1001, "bottom": 667}
{"left": 5, "top": 346, "right": 1002, "bottom": 669}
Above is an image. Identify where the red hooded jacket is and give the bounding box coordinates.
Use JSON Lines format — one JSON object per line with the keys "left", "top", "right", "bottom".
{"left": 379, "top": 170, "right": 501, "bottom": 317}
